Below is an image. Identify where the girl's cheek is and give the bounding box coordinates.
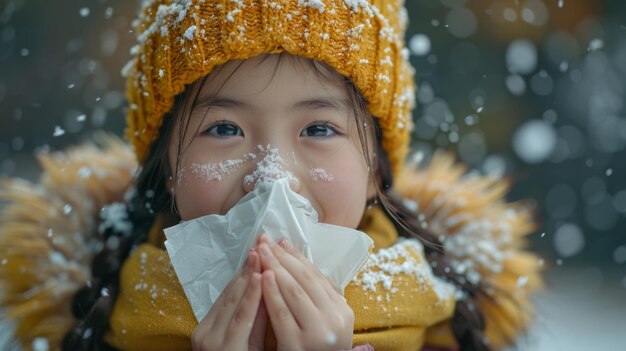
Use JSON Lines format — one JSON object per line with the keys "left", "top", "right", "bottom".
{"left": 174, "top": 163, "right": 233, "bottom": 219}
{"left": 312, "top": 160, "right": 368, "bottom": 199}
{"left": 175, "top": 177, "right": 214, "bottom": 219}
{"left": 332, "top": 170, "right": 366, "bottom": 196}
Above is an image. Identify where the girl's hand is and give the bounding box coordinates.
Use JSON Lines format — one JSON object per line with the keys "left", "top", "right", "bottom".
{"left": 257, "top": 235, "right": 355, "bottom": 351}
{"left": 191, "top": 249, "right": 268, "bottom": 351}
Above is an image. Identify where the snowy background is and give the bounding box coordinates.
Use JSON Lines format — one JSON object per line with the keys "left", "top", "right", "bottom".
{"left": 0, "top": 0, "right": 625, "bottom": 349}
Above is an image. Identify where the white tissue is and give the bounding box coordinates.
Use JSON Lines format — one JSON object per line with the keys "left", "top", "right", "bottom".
{"left": 163, "top": 178, "right": 373, "bottom": 322}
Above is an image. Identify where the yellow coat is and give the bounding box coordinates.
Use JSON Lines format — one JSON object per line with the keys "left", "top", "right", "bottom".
{"left": 0, "top": 138, "right": 542, "bottom": 350}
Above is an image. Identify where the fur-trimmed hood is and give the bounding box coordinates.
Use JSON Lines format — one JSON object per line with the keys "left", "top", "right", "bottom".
{"left": 0, "top": 136, "right": 136, "bottom": 350}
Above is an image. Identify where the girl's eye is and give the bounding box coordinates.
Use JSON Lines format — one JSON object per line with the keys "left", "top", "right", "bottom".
{"left": 300, "top": 123, "right": 337, "bottom": 137}
{"left": 205, "top": 122, "right": 243, "bottom": 137}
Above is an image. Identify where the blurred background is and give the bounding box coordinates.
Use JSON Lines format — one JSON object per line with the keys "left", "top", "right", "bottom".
{"left": 0, "top": 0, "right": 625, "bottom": 349}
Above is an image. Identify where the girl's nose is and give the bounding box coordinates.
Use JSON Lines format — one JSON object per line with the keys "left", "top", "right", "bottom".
{"left": 242, "top": 144, "right": 302, "bottom": 193}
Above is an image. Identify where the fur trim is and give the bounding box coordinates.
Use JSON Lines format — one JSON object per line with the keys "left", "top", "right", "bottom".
{"left": 395, "top": 152, "right": 543, "bottom": 350}
{"left": 0, "top": 135, "right": 136, "bottom": 350}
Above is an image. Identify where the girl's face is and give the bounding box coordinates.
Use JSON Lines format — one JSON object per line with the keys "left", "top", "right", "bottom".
{"left": 168, "top": 54, "right": 373, "bottom": 229}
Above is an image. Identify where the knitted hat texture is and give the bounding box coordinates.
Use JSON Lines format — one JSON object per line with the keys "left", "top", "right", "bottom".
{"left": 124, "top": 0, "right": 415, "bottom": 174}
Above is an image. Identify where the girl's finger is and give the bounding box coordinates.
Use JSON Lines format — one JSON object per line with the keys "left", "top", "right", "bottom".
{"left": 270, "top": 240, "right": 333, "bottom": 309}
{"left": 248, "top": 300, "right": 268, "bottom": 351}
{"left": 262, "top": 270, "right": 299, "bottom": 340}
{"left": 259, "top": 242, "right": 319, "bottom": 330}
{"left": 250, "top": 249, "right": 261, "bottom": 273}
{"left": 225, "top": 272, "right": 263, "bottom": 340}
{"left": 255, "top": 234, "right": 265, "bottom": 248}
{"left": 200, "top": 251, "right": 257, "bottom": 331}
{"left": 277, "top": 239, "right": 344, "bottom": 304}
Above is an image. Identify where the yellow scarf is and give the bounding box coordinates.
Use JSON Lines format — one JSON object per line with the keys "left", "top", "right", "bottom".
{"left": 105, "top": 207, "right": 455, "bottom": 350}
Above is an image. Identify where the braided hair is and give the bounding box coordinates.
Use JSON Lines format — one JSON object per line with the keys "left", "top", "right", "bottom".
{"left": 368, "top": 129, "right": 491, "bottom": 351}
{"left": 61, "top": 57, "right": 227, "bottom": 351}
{"left": 61, "top": 109, "right": 179, "bottom": 351}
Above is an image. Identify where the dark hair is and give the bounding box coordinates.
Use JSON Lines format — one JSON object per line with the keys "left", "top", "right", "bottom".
{"left": 61, "top": 105, "right": 181, "bottom": 350}
{"left": 374, "top": 150, "right": 490, "bottom": 351}
{"left": 348, "top": 78, "right": 491, "bottom": 351}
{"left": 62, "top": 53, "right": 490, "bottom": 351}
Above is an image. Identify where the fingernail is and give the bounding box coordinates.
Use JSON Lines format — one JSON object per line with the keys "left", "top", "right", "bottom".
{"left": 278, "top": 239, "right": 291, "bottom": 250}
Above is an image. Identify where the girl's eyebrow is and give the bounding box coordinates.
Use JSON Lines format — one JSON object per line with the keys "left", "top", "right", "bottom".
{"left": 290, "top": 97, "right": 352, "bottom": 112}
{"left": 194, "top": 95, "right": 351, "bottom": 112}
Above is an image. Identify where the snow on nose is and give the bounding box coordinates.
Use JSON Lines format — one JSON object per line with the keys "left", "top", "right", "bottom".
{"left": 243, "top": 144, "right": 301, "bottom": 192}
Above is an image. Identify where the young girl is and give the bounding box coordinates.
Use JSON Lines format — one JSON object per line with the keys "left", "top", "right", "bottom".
{"left": 0, "top": 1, "right": 542, "bottom": 350}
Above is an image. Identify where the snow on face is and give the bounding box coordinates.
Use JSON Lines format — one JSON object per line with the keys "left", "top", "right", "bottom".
{"left": 309, "top": 167, "right": 335, "bottom": 182}
{"left": 189, "top": 144, "right": 339, "bottom": 189}
{"left": 189, "top": 145, "right": 303, "bottom": 188}
{"left": 191, "top": 152, "right": 256, "bottom": 181}
{"left": 243, "top": 145, "right": 299, "bottom": 188}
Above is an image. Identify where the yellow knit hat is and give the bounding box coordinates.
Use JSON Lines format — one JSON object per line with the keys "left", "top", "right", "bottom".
{"left": 123, "top": 0, "right": 415, "bottom": 175}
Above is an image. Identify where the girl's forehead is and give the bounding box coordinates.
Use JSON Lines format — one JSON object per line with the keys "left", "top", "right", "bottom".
{"left": 197, "top": 54, "right": 347, "bottom": 103}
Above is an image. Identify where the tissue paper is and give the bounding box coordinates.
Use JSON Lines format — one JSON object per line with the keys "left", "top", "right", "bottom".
{"left": 164, "top": 178, "right": 373, "bottom": 322}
